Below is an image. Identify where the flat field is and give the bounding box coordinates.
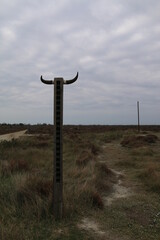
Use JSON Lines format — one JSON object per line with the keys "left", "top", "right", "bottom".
{"left": 0, "top": 124, "right": 160, "bottom": 240}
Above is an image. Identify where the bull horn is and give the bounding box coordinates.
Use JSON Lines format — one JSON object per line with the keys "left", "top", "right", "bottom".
{"left": 63, "top": 72, "right": 78, "bottom": 84}
{"left": 40, "top": 76, "right": 54, "bottom": 84}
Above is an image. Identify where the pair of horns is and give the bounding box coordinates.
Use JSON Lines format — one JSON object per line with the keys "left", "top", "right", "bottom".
{"left": 40, "top": 72, "right": 78, "bottom": 85}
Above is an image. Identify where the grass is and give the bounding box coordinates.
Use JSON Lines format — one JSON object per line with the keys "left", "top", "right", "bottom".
{"left": 100, "top": 195, "right": 160, "bottom": 240}
{"left": 0, "top": 126, "right": 160, "bottom": 239}
{"left": 0, "top": 130, "right": 108, "bottom": 239}
{"left": 138, "top": 163, "right": 160, "bottom": 192}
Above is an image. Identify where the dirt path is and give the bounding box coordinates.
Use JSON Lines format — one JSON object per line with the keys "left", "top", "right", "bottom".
{"left": 78, "top": 141, "right": 133, "bottom": 239}
{"left": 0, "top": 130, "right": 27, "bottom": 142}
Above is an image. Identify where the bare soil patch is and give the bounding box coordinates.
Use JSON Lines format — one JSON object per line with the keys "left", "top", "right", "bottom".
{"left": 95, "top": 141, "right": 134, "bottom": 207}
{"left": 104, "top": 178, "right": 132, "bottom": 206}
{"left": 78, "top": 217, "right": 129, "bottom": 240}
{"left": 0, "top": 130, "right": 27, "bottom": 142}
{"left": 78, "top": 218, "right": 105, "bottom": 236}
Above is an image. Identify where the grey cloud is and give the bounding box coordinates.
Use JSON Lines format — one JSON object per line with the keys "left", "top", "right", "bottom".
{"left": 0, "top": 0, "right": 160, "bottom": 124}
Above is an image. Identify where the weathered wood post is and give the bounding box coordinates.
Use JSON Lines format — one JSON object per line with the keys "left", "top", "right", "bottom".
{"left": 40, "top": 72, "right": 78, "bottom": 220}
{"left": 137, "top": 101, "right": 140, "bottom": 133}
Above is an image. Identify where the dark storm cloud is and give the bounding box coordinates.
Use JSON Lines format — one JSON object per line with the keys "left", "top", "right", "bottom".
{"left": 0, "top": 0, "right": 160, "bottom": 124}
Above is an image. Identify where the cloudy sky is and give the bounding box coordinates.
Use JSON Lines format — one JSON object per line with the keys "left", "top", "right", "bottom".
{"left": 1, "top": 0, "right": 160, "bottom": 125}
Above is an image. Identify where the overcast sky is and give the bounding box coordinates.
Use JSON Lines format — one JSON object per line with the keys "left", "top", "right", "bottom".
{"left": 1, "top": 0, "right": 160, "bottom": 125}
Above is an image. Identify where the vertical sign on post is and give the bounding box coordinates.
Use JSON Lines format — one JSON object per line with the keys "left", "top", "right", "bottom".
{"left": 40, "top": 72, "right": 78, "bottom": 220}
{"left": 137, "top": 101, "right": 140, "bottom": 133}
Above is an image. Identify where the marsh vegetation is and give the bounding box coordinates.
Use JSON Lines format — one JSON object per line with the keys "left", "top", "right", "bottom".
{"left": 0, "top": 125, "right": 160, "bottom": 239}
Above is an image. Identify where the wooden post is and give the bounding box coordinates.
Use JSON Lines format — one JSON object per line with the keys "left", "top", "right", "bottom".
{"left": 137, "top": 101, "right": 140, "bottom": 133}
{"left": 40, "top": 72, "right": 78, "bottom": 220}
{"left": 53, "top": 78, "right": 63, "bottom": 219}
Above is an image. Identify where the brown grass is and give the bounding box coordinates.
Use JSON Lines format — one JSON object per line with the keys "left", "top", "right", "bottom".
{"left": 87, "top": 143, "right": 100, "bottom": 155}
{"left": 116, "top": 160, "right": 137, "bottom": 168}
{"left": 94, "top": 162, "right": 117, "bottom": 193}
{"left": 23, "top": 176, "right": 52, "bottom": 197}
{"left": 14, "top": 174, "right": 53, "bottom": 208}
{"left": 121, "top": 134, "right": 158, "bottom": 148}
{"left": 1, "top": 159, "right": 29, "bottom": 176}
{"left": 90, "top": 191, "right": 104, "bottom": 209}
{"left": 130, "top": 146, "right": 154, "bottom": 157}
{"left": 138, "top": 164, "right": 160, "bottom": 192}
{"left": 29, "top": 135, "right": 50, "bottom": 148}
{"left": 76, "top": 150, "right": 94, "bottom": 166}
{"left": 75, "top": 141, "right": 100, "bottom": 167}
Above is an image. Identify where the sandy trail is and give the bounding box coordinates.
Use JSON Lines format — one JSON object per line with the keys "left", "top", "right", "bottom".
{"left": 0, "top": 130, "right": 27, "bottom": 142}
{"left": 78, "top": 142, "right": 133, "bottom": 239}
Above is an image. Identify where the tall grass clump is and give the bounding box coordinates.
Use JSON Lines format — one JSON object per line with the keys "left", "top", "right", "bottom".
{"left": 94, "top": 162, "right": 117, "bottom": 193}
{"left": 138, "top": 164, "right": 160, "bottom": 193}
{"left": 13, "top": 173, "right": 53, "bottom": 219}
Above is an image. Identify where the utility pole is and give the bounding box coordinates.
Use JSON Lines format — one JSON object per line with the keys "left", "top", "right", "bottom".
{"left": 40, "top": 72, "right": 78, "bottom": 220}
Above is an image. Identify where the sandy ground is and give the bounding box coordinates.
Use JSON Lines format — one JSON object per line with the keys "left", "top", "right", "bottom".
{"left": 0, "top": 130, "right": 27, "bottom": 142}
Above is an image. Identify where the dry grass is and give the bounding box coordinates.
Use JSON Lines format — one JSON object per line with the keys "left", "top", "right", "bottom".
{"left": 138, "top": 164, "right": 160, "bottom": 192}
{"left": 130, "top": 146, "right": 154, "bottom": 157}
{"left": 75, "top": 140, "right": 100, "bottom": 166}
{"left": 116, "top": 159, "right": 137, "bottom": 168}
{"left": 75, "top": 150, "right": 94, "bottom": 166}
{"left": 1, "top": 126, "right": 160, "bottom": 240}
{"left": 121, "top": 134, "right": 158, "bottom": 148}
{"left": 0, "top": 131, "right": 118, "bottom": 221}
{"left": 13, "top": 173, "right": 53, "bottom": 200}
{"left": 90, "top": 191, "right": 104, "bottom": 209}
{"left": 94, "top": 162, "right": 117, "bottom": 193}
{"left": 11, "top": 173, "right": 53, "bottom": 220}
{"left": 1, "top": 159, "right": 29, "bottom": 176}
